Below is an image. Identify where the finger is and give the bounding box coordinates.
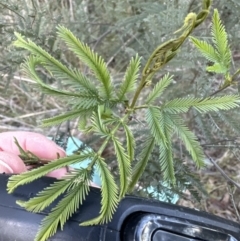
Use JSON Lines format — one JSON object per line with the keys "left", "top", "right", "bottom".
{"left": 0, "top": 150, "right": 68, "bottom": 178}
{"left": 0, "top": 151, "right": 27, "bottom": 174}
{"left": 0, "top": 131, "right": 66, "bottom": 160}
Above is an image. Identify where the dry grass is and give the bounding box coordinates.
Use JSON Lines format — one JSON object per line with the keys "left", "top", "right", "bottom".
{"left": 0, "top": 74, "right": 65, "bottom": 135}
{"left": 178, "top": 149, "right": 240, "bottom": 222}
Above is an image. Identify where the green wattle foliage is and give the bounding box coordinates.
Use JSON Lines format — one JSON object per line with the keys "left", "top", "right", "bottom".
{"left": 190, "top": 8, "right": 236, "bottom": 90}
{"left": 6, "top": 2, "right": 240, "bottom": 241}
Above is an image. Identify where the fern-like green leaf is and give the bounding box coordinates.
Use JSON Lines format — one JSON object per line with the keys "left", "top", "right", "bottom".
{"left": 41, "top": 109, "right": 93, "bottom": 127}
{"left": 146, "top": 107, "right": 167, "bottom": 146}
{"left": 117, "top": 54, "right": 141, "bottom": 101}
{"left": 57, "top": 26, "right": 113, "bottom": 99}
{"left": 146, "top": 74, "right": 173, "bottom": 104}
{"left": 16, "top": 170, "right": 88, "bottom": 212}
{"left": 193, "top": 95, "right": 240, "bottom": 113}
{"left": 145, "top": 108, "right": 175, "bottom": 182}
{"left": 34, "top": 169, "right": 90, "bottom": 241}
{"left": 41, "top": 87, "right": 100, "bottom": 110}
{"left": 190, "top": 37, "right": 219, "bottom": 63}
{"left": 128, "top": 136, "right": 155, "bottom": 192}
{"left": 162, "top": 97, "right": 199, "bottom": 113}
{"left": 112, "top": 136, "right": 131, "bottom": 198}
{"left": 206, "top": 63, "right": 227, "bottom": 74}
{"left": 122, "top": 123, "right": 135, "bottom": 162}
{"left": 166, "top": 114, "right": 205, "bottom": 168}
{"left": 212, "top": 9, "right": 231, "bottom": 68}
{"left": 156, "top": 112, "right": 175, "bottom": 183}
{"left": 39, "top": 86, "right": 85, "bottom": 97}
{"left": 21, "top": 56, "right": 45, "bottom": 86}
{"left": 81, "top": 157, "right": 119, "bottom": 225}
{"left": 163, "top": 95, "right": 240, "bottom": 114}
{"left": 14, "top": 34, "right": 99, "bottom": 98}
{"left": 22, "top": 56, "right": 101, "bottom": 109}
{"left": 90, "top": 109, "right": 110, "bottom": 136}
{"left": 7, "top": 153, "right": 94, "bottom": 193}
{"left": 159, "top": 133, "right": 175, "bottom": 183}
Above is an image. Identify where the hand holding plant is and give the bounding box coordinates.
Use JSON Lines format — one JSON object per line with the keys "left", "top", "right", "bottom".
{"left": 0, "top": 131, "right": 67, "bottom": 177}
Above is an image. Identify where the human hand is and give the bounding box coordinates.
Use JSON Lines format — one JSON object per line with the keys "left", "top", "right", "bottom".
{"left": 0, "top": 131, "right": 68, "bottom": 178}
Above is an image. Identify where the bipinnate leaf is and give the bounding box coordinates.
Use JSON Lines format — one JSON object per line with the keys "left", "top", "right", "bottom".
{"left": 41, "top": 109, "right": 91, "bottom": 127}
{"left": 14, "top": 33, "right": 98, "bottom": 96}
{"left": 193, "top": 95, "right": 240, "bottom": 113}
{"left": 206, "top": 63, "right": 227, "bottom": 74}
{"left": 166, "top": 114, "right": 205, "bottom": 168}
{"left": 163, "top": 95, "right": 240, "bottom": 114}
{"left": 190, "top": 37, "right": 219, "bottom": 63}
{"left": 91, "top": 108, "right": 110, "bottom": 135}
{"left": 156, "top": 112, "right": 175, "bottom": 183}
{"left": 212, "top": 9, "right": 231, "bottom": 67}
{"left": 146, "top": 74, "right": 173, "bottom": 104}
{"left": 81, "top": 158, "right": 119, "bottom": 225}
{"left": 22, "top": 55, "right": 101, "bottom": 111}
{"left": 146, "top": 107, "right": 167, "bottom": 146}
{"left": 159, "top": 135, "right": 175, "bottom": 183}
{"left": 34, "top": 170, "right": 91, "bottom": 241}
{"left": 128, "top": 137, "right": 155, "bottom": 192}
{"left": 163, "top": 97, "right": 199, "bottom": 114}
{"left": 112, "top": 136, "right": 131, "bottom": 198}
{"left": 191, "top": 9, "right": 231, "bottom": 75}
{"left": 122, "top": 123, "right": 135, "bottom": 162}
{"left": 56, "top": 26, "right": 113, "bottom": 99}
{"left": 16, "top": 170, "right": 88, "bottom": 212}
{"left": 145, "top": 108, "right": 175, "bottom": 182}
{"left": 7, "top": 154, "right": 93, "bottom": 193}
{"left": 117, "top": 54, "right": 141, "bottom": 101}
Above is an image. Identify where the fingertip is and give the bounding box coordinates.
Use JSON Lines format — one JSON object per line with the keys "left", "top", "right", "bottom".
{"left": 0, "top": 131, "right": 66, "bottom": 160}
{"left": 0, "top": 159, "right": 13, "bottom": 173}
{"left": 0, "top": 151, "right": 27, "bottom": 174}
{"left": 25, "top": 134, "right": 66, "bottom": 160}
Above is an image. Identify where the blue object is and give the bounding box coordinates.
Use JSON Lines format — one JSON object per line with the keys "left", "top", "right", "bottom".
{"left": 66, "top": 137, "right": 101, "bottom": 187}
{"left": 146, "top": 184, "right": 179, "bottom": 204}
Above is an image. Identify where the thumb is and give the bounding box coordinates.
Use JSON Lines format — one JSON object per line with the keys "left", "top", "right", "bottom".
{"left": 0, "top": 151, "right": 27, "bottom": 174}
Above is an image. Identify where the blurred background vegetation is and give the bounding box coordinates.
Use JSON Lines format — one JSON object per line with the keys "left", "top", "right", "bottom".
{"left": 1, "top": 0, "right": 240, "bottom": 221}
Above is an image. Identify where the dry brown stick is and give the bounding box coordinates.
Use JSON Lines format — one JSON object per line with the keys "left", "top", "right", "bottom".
{"left": 227, "top": 184, "right": 240, "bottom": 221}
{"left": 204, "top": 152, "right": 240, "bottom": 191}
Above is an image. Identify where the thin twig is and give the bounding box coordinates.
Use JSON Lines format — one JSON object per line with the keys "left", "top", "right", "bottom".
{"left": 69, "top": 0, "right": 74, "bottom": 22}
{"left": 17, "top": 109, "right": 59, "bottom": 119}
{"left": 227, "top": 184, "right": 240, "bottom": 221}
{"left": 0, "top": 2, "right": 25, "bottom": 21}
{"left": 1, "top": 74, "right": 36, "bottom": 84}
{"left": 0, "top": 125, "right": 42, "bottom": 132}
{"left": 209, "top": 84, "right": 231, "bottom": 97}
{"left": 92, "top": 29, "right": 112, "bottom": 50}
{"left": 106, "top": 33, "right": 139, "bottom": 66}
{"left": 204, "top": 152, "right": 240, "bottom": 191}
{"left": 0, "top": 114, "right": 36, "bottom": 127}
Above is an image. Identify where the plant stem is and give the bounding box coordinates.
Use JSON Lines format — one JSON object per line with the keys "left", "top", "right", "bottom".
{"left": 134, "top": 105, "right": 148, "bottom": 110}
{"left": 97, "top": 114, "right": 130, "bottom": 156}
{"left": 232, "top": 68, "right": 240, "bottom": 81}
{"left": 130, "top": 75, "right": 148, "bottom": 108}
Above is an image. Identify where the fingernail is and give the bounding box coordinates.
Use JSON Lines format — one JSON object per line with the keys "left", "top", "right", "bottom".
{"left": 0, "top": 159, "right": 13, "bottom": 173}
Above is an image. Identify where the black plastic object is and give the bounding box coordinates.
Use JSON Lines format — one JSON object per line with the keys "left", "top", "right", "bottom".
{"left": 0, "top": 173, "right": 240, "bottom": 241}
